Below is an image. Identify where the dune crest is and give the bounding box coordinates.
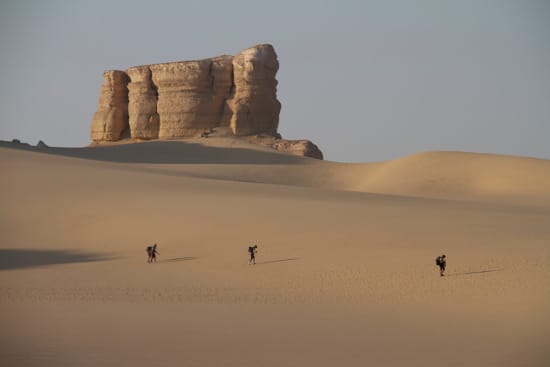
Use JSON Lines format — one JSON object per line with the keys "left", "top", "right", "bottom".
{"left": 2, "top": 140, "right": 549, "bottom": 205}
{"left": 350, "top": 151, "right": 550, "bottom": 202}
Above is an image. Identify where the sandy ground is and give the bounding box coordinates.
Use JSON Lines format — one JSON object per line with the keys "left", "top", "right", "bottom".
{"left": 1, "top": 139, "right": 549, "bottom": 366}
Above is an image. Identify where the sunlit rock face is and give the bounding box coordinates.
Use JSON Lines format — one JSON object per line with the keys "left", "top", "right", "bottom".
{"left": 229, "top": 44, "right": 281, "bottom": 136}
{"left": 90, "top": 71, "right": 130, "bottom": 142}
{"left": 150, "top": 55, "right": 234, "bottom": 139}
{"left": 89, "top": 44, "right": 323, "bottom": 159}
{"left": 126, "top": 65, "right": 160, "bottom": 140}
{"left": 91, "top": 45, "right": 278, "bottom": 141}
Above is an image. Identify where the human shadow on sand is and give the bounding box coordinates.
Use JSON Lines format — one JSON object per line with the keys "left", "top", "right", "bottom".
{"left": 0, "top": 249, "right": 115, "bottom": 271}
{"left": 255, "top": 257, "right": 301, "bottom": 265}
{"left": 160, "top": 257, "right": 198, "bottom": 263}
{"left": 0, "top": 140, "right": 308, "bottom": 165}
{"left": 447, "top": 268, "right": 503, "bottom": 277}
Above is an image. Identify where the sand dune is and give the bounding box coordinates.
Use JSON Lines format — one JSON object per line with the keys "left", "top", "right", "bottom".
{"left": 3, "top": 139, "right": 549, "bottom": 203}
{"left": 352, "top": 151, "right": 550, "bottom": 202}
{"left": 1, "top": 140, "right": 549, "bottom": 366}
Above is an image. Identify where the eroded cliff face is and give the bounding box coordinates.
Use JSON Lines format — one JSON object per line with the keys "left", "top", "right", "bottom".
{"left": 229, "top": 44, "right": 281, "bottom": 136}
{"left": 90, "top": 71, "right": 130, "bottom": 141}
{"left": 151, "top": 55, "right": 234, "bottom": 138}
{"left": 126, "top": 65, "right": 159, "bottom": 140}
{"left": 90, "top": 45, "right": 278, "bottom": 142}
{"left": 90, "top": 44, "right": 323, "bottom": 159}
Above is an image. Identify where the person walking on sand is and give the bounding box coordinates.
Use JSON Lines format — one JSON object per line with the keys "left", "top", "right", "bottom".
{"left": 435, "top": 254, "right": 447, "bottom": 276}
{"left": 147, "top": 244, "right": 159, "bottom": 263}
{"left": 248, "top": 245, "right": 258, "bottom": 265}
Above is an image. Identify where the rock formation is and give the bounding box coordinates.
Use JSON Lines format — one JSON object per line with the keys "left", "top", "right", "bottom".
{"left": 229, "top": 45, "right": 281, "bottom": 136}
{"left": 90, "top": 44, "right": 323, "bottom": 159}
{"left": 271, "top": 139, "right": 324, "bottom": 160}
{"left": 36, "top": 140, "right": 48, "bottom": 148}
{"left": 249, "top": 135, "right": 324, "bottom": 160}
{"left": 90, "top": 71, "right": 130, "bottom": 141}
{"left": 151, "top": 56, "right": 234, "bottom": 138}
{"left": 126, "top": 66, "right": 159, "bottom": 140}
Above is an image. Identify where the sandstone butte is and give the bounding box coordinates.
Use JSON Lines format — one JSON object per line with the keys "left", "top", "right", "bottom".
{"left": 90, "top": 44, "right": 323, "bottom": 159}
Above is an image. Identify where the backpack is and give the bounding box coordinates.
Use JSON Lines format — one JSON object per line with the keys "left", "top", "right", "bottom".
{"left": 146, "top": 246, "right": 153, "bottom": 254}
{"left": 435, "top": 257, "right": 441, "bottom": 266}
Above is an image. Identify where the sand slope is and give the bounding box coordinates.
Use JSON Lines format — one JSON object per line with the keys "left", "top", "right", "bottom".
{"left": 4, "top": 139, "right": 549, "bottom": 203}
{"left": 353, "top": 151, "right": 550, "bottom": 202}
{"left": 1, "top": 140, "right": 549, "bottom": 366}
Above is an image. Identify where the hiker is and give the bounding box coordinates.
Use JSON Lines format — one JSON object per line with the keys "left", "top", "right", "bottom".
{"left": 435, "top": 254, "right": 447, "bottom": 276}
{"left": 248, "top": 245, "right": 258, "bottom": 265}
{"left": 147, "top": 244, "right": 159, "bottom": 263}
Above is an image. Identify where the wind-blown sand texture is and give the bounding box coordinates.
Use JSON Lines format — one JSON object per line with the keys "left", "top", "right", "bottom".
{"left": 1, "top": 139, "right": 549, "bottom": 366}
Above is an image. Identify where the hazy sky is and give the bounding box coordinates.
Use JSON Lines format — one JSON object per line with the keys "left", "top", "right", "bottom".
{"left": 0, "top": 0, "right": 549, "bottom": 162}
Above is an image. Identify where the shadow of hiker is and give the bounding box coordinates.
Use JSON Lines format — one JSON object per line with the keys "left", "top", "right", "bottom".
{"left": 255, "top": 257, "right": 301, "bottom": 265}
{"left": 160, "top": 257, "right": 198, "bottom": 263}
{"left": 0, "top": 249, "right": 115, "bottom": 271}
{"left": 447, "top": 268, "right": 503, "bottom": 277}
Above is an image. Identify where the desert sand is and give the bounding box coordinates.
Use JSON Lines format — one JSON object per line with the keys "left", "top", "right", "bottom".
{"left": 1, "top": 138, "right": 549, "bottom": 366}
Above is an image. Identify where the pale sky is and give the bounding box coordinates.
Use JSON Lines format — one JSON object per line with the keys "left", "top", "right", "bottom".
{"left": 0, "top": 0, "right": 549, "bottom": 162}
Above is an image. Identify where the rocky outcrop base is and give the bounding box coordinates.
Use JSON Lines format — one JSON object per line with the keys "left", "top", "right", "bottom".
{"left": 247, "top": 135, "right": 323, "bottom": 160}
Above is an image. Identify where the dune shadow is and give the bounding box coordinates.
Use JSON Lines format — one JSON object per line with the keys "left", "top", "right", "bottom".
{"left": 0, "top": 140, "right": 308, "bottom": 165}
{"left": 160, "top": 257, "right": 198, "bottom": 263}
{"left": 447, "top": 268, "right": 503, "bottom": 277}
{"left": 0, "top": 249, "right": 115, "bottom": 271}
{"left": 255, "top": 257, "right": 301, "bottom": 265}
